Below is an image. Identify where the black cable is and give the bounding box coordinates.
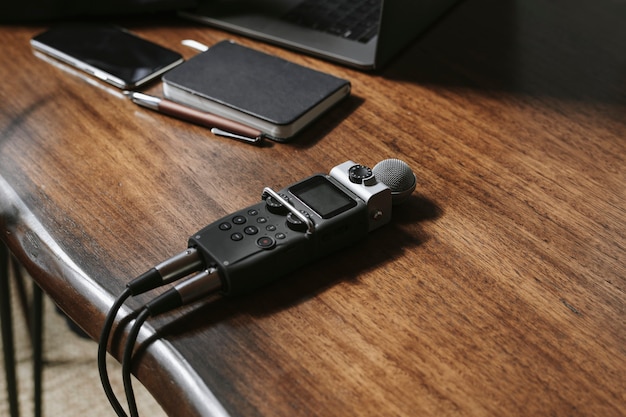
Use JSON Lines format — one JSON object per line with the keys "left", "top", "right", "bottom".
{"left": 98, "top": 287, "right": 132, "bottom": 417}
{"left": 120, "top": 269, "right": 223, "bottom": 417}
{"left": 98, "top": 248, "right": 204, "bottom": 416}
{"left": 122, "top": 308, "right": 151, "bottom": 417}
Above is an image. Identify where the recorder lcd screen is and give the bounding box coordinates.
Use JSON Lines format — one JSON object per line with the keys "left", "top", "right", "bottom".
{"left": 290, "top": 176, "right": 356, "bottom": 219}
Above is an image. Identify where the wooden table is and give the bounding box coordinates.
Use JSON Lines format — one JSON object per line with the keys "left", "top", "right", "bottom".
{"left": 1, "top": 0, "right": 625, "bottom": 416}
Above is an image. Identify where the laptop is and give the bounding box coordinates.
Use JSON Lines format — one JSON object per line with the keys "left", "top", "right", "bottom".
{"left": 179, "top": 0, "right": 461, "bottom": 70}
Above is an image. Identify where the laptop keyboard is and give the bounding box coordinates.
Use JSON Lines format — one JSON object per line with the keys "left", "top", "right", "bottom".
{"left": 282, "top": 0, "right": 382, "bottom": 43}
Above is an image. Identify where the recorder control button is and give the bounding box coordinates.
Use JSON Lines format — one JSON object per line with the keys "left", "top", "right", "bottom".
{"left": 256, "top": 236, "right": 275, "bottom": 249}
{"left": 231, "top": 232, "right": 244, "bottom": 241}
{"left": 265, "top": 194, "right": 290, "bottom": 214}
{"left": 219, "top": 222, "right": 232, "bottom": 231}
{"left": 244, "top": 226, "right": 259, "bottom": 235}
{"left": 232, "top": 215, "right": 247, "bottom": 225}
{"left": 286, "top": 210, "right": 311, "bottom": 232}
{"left": 348, "top": 165, "right": 373, "bottom": 184}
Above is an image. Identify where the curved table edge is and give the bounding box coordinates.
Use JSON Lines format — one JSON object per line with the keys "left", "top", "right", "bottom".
{"left": 0, "top": 174, "right": 231, "bottom": 417}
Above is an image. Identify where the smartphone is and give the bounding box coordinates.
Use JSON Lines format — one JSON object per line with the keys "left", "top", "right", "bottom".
{"left": 30, "top": 24, "right": 184, "bottom": 89}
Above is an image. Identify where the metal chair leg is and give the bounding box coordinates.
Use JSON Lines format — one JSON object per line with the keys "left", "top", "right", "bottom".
{"left": 11, "top": 256, "right": 44, "bottom": 417}
{"left": 32, "top": 283, "right": 43, "bottom": 417}
{"left": 0, "top": 241, "right": 20, "bottom": 417}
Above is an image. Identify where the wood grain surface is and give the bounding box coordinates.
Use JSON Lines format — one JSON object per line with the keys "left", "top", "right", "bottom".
{"left": 1, "top": 0, "right": 625, "bottom": 416}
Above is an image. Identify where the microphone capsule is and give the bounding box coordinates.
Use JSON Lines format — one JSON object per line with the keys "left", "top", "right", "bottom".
{"left": 372, "top": 159, "right": 416, "bottom": 205}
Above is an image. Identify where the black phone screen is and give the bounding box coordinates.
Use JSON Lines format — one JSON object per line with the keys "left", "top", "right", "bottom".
{"left": 31, "top": 24, "right": 184, "bottom": 88}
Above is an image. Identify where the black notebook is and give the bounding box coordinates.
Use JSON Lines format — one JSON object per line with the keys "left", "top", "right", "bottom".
{"left": 162, "top": 40, "right": 351, "bottom": 141}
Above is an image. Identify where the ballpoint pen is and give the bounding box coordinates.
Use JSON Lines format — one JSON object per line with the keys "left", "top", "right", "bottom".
{"left": 128, "top": 91, "right": 263, "bottom": 144}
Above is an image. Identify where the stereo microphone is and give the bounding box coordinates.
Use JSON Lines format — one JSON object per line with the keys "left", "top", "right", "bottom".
{"left": 145, "top": 158, "right": 416, "bottom": 315}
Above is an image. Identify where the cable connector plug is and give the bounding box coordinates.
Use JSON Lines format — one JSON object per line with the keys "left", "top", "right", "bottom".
{"left": 145, "top": 267, "right": 222, "bottom": 316}
{"left": 126, "top": 248, "right": 203, "bottom": 296}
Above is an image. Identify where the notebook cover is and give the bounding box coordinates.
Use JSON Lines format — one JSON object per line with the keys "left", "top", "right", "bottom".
{"left": 162, "top": 40, "right": 350, "bottom": 126}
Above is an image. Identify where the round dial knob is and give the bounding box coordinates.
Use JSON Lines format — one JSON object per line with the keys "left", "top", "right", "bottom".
{"left": 265, "top": 194, "right": 290, "bottom": 214}
{"left": 286, "top": 210, "right": 311, "bottom": 232}
{"left": 348, "top": 164, "right": 373, "bottom": 184}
